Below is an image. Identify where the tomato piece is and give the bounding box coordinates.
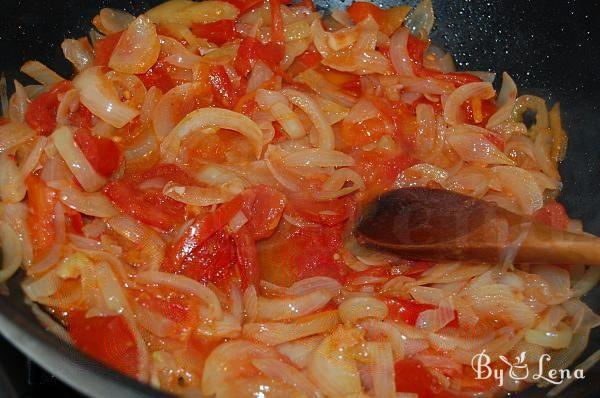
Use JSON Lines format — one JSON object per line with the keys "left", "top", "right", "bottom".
{"left": 68, "top": 104, "right": 94, "bottom": 130}
{"left": 234, "top": 225, "right": 260, "bottom": 289}
{"left": 286, "top": 194, "right": 355, "bottom": 227}
{"left": 269, "top": 0, "right": 285, "bottom": 43}
{"left": 385, "top": 297, "right": 459, "bottom": 327}
{"left": 407, "top": 34, "right": 429, "bottom": 66}
{"left": 68, "top": 312, "right": 138, "bottom": 378}
{"left": 288, "top": 47, "right": 322, "bottom": 76}
{"left": 347, "top": 2, "right": 385, "bottom": 25}
{"left": 533, "top": 201, "right": 570, "bottom": 230}
{"left": 24, "top": 80, "right": 72, "bottom": 136}
{"left": 208, "top": 65, "right": 237, "bottom": 108}
{"left": 65, "top": 208, "right": 85, "bottom": 234}
{"left": 26, "top": 175, "right": 57, "bottom": 259}
{"left": 352, "top": 149, "right": 415, "bottom": 192}
{"left": 137, "top": 60, "right": 175, "bottom": 93}
{"left": 402, "top": 260, "right": 434, "bottom": 277}
{"left": 484, "top": 132, "right": 505, "bottom": 151}
{"left": 166, "top": 195, "right": 244, "bottom": 269}
{"left": 94, "top": 32, "right": 123, "bottom": 66}
{"left": 191, "top": 19, "right": 239, "bottom": 46}
{"left": 163, "top": 228, "right": 235, "bottom": 285}
{"left": 394, "top": 359, "right": 456, "bottom": 398}
{"left": 234, "top": 37, "right": 285, "bottom": 77}
{"left": 74, "top": 130, "right": 122, "bottom": 177}
{"left": 241, "top": 185, "right": 286, "bottom": 240}
{"left": 341, "top": 117, "right": 390, "bottom": 146}
{"left": 223, "top": 0, "right": 264, "bottom": 13}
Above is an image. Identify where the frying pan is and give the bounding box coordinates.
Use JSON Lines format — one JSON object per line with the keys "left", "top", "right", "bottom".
{"left": 0, "top": 0, "right": 599, "bottom": 397}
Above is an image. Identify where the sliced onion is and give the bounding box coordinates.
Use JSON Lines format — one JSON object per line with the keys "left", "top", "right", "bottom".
{"left": 492, "top": 165, "right": 543, "bottom": 214}
{"left": 276, "top": 335, "right": 324, "bottom": 369}
{"left": 252, "top": 358, "right": 320, "bottom": 398}
{"left": 242, "top": 310, "right": 338, "bottom": 345}
{"left": 315, "top": 97, "right": 349, "bottom": 125}
{"left": 161, "top": 108, "right": 264, "bottom": 161}
{"left": 405, "top": 0, "right": 435, "bottom": 36}
{"left": 136, "top": 271, "right": 223, "bottom": 319}
{"left": 294, "top": 69, "right": 357, "bottom": 108}
{"left": 447, "top": 127, "right": 514, "bottom": 165}
{"left": 96, "top": 8, "right": 135, "bottom": 34}
{"left": 284, "top": 276, "right": 342, "bottom": 296}
{"left": 346, "top": 98, "right": 380, "bottom": 124}
{"left": 0, "top": 154, "right": 26, "bottom": 203}
{"left": 146, "top": 0, "right": 239, "bottom": 26}
{"left": 486, "top": 72, "right": 517, "bottom": 129}
{"left": 247, "top": 61, "right": 274, "bottom": 93}
{"left": 20, "top": 61, "right": 64, "bottom": 86}
{"left": 243, "top": 285, "right": 258, "bottom": 323}
{"left": 444, "top": 82, "right": 495, "bottom": 126}
{"left": 29, "top": 203, "right": 66, "bottom": 276}
{"left": 322, "top": 49, "right": 392, "bottom": 75}
{"left": 61, "top": 39, "right": 93, "bottom": 72}
{"left": 366, "top": 342, "right": 395, "bottom": 398}
{"left": 257, "top": 289, "right": 333, "bottom": 321}
{"left": 396, "top": 163, "right": 448, "bottom": 188}
{"left": 163, "top": 181, "right": 234, "bottom": 206}
{"left": 314, "top": 168, "right": 365, "bottom": 201}
{"left": 152, "top": 83, "right": 206, "bottom": 138}
{"left": 310, "top": 20, "right": 332, "bottom": 58}
{"left": 283, "top": 148, "right": 354, "bottom": 167}
{"left": 0, "top": 223, "right": 22, "bottom": 283}
{"left": 56, "top": 88, "right": 80, "bottom": 127}
{"left": 416, "top": 305, "right": 455, "bottom": 331}
{"left": 339, "top": 297, "right": 388, "bottom": 324}
{"left": 8, "top": 80, "right": 29, "bottom": 123}
{"left": 51, "top": 126, "right": 107, "bottom": 192}
{"left": 73, "top": 67, "right": 138, "bottom": 128}
{"left": 109, "top": 15, "right": 160, "bottom": 74}
{"left": 59, "top": 186, "right": 118, "bottom": 217}
{"left": 255, "top": 89, "right": 306, "bottom": 139}
{"left": 390, "top": 28, "right": 414, "bottom": 76}
{"left": 135, "top": 303, "right": 178, "bottom": 337}
{"left": 525, "top": 326, "right": 572, "bottom": 350}
{"left": 360, "top": 319, "right": 405, "bottom": 360}
{"left": 281, "top": 88, "right": 335, "bottom": 149}
{"left": 0, "top": 122, "right": 35, "bottom": 154}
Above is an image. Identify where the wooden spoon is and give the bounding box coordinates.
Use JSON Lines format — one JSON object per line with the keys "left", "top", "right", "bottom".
{"left": 355, "top": 187, "right": 600, "bottom": 265}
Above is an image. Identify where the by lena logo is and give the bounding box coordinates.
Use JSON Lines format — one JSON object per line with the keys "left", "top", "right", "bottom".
{"left": 471, "top": 350, "right": 585, "bottom": 387}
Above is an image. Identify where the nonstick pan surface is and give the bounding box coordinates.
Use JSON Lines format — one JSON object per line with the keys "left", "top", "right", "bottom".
{"left": 0, "top": 1, "right": 599, "bottom": 397}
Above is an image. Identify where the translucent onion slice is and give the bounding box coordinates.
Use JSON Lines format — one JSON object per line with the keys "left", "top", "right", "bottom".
{"left": 56, "top": 89, "right": 80, "bottom": 127}
{"left": 0, "top": 223, "right": 22, "bottom": 283}
{"left": 255, "top": 89, "right": 306, "bottom": 139}
{"left": 315, "top": 97, "right": 349, "bottom": 125}
{"left": 281, "top": 88, "right": 335, "bottom": 149}
{"left": 366, "top": 342, "right": 395, "bottom": 398}
{"left": 314, "top": 168, "right": 365, "bottom": 201}
{"left": 20, "top": 61, "right": 64, "bottom": 86}
{"left": 247, "top": 61, "right": 274, "bottom": 93}
{"left": 59, "top": 187, "right": 119, "bottom": 217}
{"left": 257, "top": 289, "right": 333, "bottom": 321}
{"left": 161, "top": 108, "right": 264, "bottom": 161}
{"left": 389, "top": 27, "right": 414, "bottom": 76}
{"left": 276, "top": 336, "right": 324, "bottom": 369}
{"left": 96, "top": 8, "right": 135, "bottom": 34}
{"left": 405, "top": 0, "right": 435, "bottom": 36}
{"left": 147, "top": 0, "right": 239, "bottom": 26}
{"left": 242, "top": 310, "right": 338, "bottom": 345}
{"left": 136, "top": 271, "right": 223, "bottom": 319}
{"left": 525, "top": 326, "right": 573, "bottom": 350}
{"left": 73, "top": 67, "right": 138, "bottom": 128}
{"left": 447, "top": 128, "right": 514, "bottom": 165}
{"left": 51, "top": 127, "right": 107, "bottom": 192}
{"left": 162, "top": 181, "right": 235, "bottom": 206}
{"left": 0, "top": 122, "right": 36, "bottom": 154}
{"left": 492, "top": 165, "right": 543, "bottom": 214}
{"left": 61, "top": 39, "right": 93, "bottom": 71}
{"left": 8, "top": 80, "right": 28, "bottom": 122}
{"left": 338, "top": 297, "right": 388, "bottom": 324}
{"left": 322, "top": 49, "right": 392, "bottom": 75}
{"left": 109, "top": 15, "right": 160, "bottom": 74}
{"left": 252, "top": 358, "right": 320, "bottom": 398}
{"left": 283, "top": 148, "right": 354, "bottom": 168}
{"left": 0, "top": 154, "right": 26, "bottom": 203}
{"left": 486, "top": 72, "right": 517, "bottom": 129}
{"left": 444, "top": 82, "right": 495, "bottom": 126}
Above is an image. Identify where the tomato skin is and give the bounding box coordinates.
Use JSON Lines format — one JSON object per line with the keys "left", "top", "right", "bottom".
{"left": 288, "top": 47, "right": 322, "bottom": 76}
{"left": 289, "top": 225, "right": 347, "bottom": 281}
{"left": 25, "top": 80, "right": 72, "bottom": 136}
{"left": 137, "top": 60, "right": 175, "bottom": 93}
{"left": 94, "top": 32, "right": 123, "bottom": 66}
{"left": 347, "top": 2, "right": 385, "bottom": 25}
{"left": 234, "top": 225, "right": 260, "bottom": 289}
{"left": 26, "top": 175, "right": 57, "bottom": 259}
{"left": 65, "top": 208, "right": 85, "bottom": 234}
{"left": 269, "top": 0, "right": 285, "bottom": 43}
{"left": 68, "top": 312, "right": 138, "bottom": 378}
{"left": 74, "top": 130, "right": 122, "bottom": 177}
{"left": 352, "top": 149, "right": 415, "bottom": 192}
{"left": 286, "top": 194, "right": 355, "bottom": 227}
{"left": 385, "top": 297, "right": 459, "bottom": 327}
{"left": 234, "top": 37, "right": 285, "bottom": 77}
{"left": 394, "top": 359, "right": 456, "bottom": 398}
{"left": 533, "top": 201, "right": 569, "bottom": 230}
{"left": 104, "top": 164, "right": 195, "bottom": 231}
{"left": 241, "top": 185, "right": 286, "bottom": 240}
{"left": 191, "top": 19, "right": 239, "bottom": 46}
{"left": 208, "top": 65, "right": 237, "bottom": 109}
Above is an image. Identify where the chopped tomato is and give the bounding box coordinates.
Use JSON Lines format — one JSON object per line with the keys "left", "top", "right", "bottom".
{"left": 104, "top": 164, "right": 196, "bottom": 231}
{"left": 68, "top": 312, "right": 138, "bottom": 378}
{"left": 208, "top": 65, "right": 237, "bottom": 108}
{"left": 234, "top": 225, "right": 260, "bottom": 289}
{"left": 24, "top": 80, "right": 72, "bottom": 136}
{"left": 190, "top": 19, "right": 239, "bottom": 46}
{"left": 286, "top": 194, "right": 355, "bottom": 227}
{"left": 287, "top": 47, "right": 322, "bottom": 76}
{"left": 352, "top": 149, "right": 415, "bottom": 192}
{"left": 347, "top": 2, "right": 385, "bottom": 25}
{"left": 341, "top": 117, "right": 390, "bottom": 146}
{"left": 65, "top": 208, "right": 85, "bottom": 234}
{"left": 93, "top": 32, "right": 123, "bottom": 66}
{"left": 26, "top": 175, "right": 57, "bottom": 259}
{"left": 484, "top": 132, "right": 505, "bottom": 151}
{"left": 165, "top": 195, "right": 244, "bottom": 269}
{"left": 135, "top": 291, "right": 190, "bottom": 324}
{"left": 162, "top": 229, "right": 235, "bottom": 285}
{"left": 394, "top": 359, "right": 456, "bottom": 398}
{"left": 74, "top": 130, "right": 122, "bottom": 177}
{"left": 234, "top": 37, "right": 285, "bottom": 77}
{"left": 269, "top": 0, "right": 285, "bottom": 43}
{"left": 241, "top": 185, "right": 286, "bottom": 240}
{"left": 533, "top": 201, "right": 570, "bottom": 230}
{"left": 385, "top": 297, "right": 459, "bottom": 327}
{"left": 68, "top": 104, "right": 94, "bottom": 130}
{"left": 137, "top": 60, "right": 175, "bottom": 93}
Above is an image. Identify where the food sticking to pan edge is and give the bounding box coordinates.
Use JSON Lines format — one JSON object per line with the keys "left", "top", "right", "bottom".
{"left": 0, "top": 0, "right": 599, "bottom": 397}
